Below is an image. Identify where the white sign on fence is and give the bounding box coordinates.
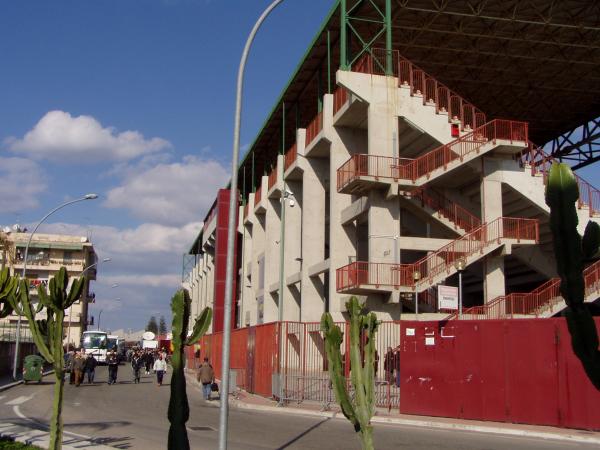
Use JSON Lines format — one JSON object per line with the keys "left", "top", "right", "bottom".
{"left": 438, "top": 285, "right": 458, "bottom": 310}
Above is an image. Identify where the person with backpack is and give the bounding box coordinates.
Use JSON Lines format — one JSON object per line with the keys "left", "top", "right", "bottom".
{"left": 196, "top": 357, "right": 215, "bottom": 400}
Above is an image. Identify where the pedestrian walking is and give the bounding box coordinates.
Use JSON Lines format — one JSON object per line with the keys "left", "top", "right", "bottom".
{"left": 107, "top": 350, "right": 119, "bottom": 385}
{"left": 131, "top": 352, "right": 142, "bottom": 384}
{"left": 72, "top": 351, "right": 86, "bottom": 387}
{"left": 64, "top": 348, "right": 75, "bottom": 384}
{"left": 384, "top": 347, "right": 395, "bottom": 383}
{"left": 144, "top": 350, "right": 154, "bottom": 375}
{"left": 84, "top": 353, "right": 97, "bottom": 384}
{"left": 153, "top": 354, "right": 167, "bottom": 386}
{"left": 196, "top": 357, "right": 215, "bottom": 400}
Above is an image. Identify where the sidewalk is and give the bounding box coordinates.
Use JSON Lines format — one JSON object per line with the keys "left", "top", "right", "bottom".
{"left": 184, "top": 370, "right": 600, "bottom": 446}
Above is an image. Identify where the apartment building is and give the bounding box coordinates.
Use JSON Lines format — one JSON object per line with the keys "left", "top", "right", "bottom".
{"left": 186, "top": 1, "right": 600, "bottom": 332}
{"left": 0, "top": 230, "right": 97, "bottom": 347}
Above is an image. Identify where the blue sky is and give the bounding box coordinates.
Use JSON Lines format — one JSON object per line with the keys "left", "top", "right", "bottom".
{"left": 0, "top": 0, "right": 334, "bottom": 331}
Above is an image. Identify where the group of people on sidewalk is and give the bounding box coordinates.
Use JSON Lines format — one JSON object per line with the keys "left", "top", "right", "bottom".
{"left": 64, "top": 347, "right": 169, "bottom": 386}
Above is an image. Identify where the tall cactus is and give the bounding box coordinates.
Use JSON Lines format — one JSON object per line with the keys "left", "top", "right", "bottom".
{"left": 168, "top": 288, "right": 212, "bottom": 450}
{"left": 321, "top": 296, "right": 378, "bottom": 450}
{"left": 0, "top": 267, "right": 17, "bottom": 318}
{"left": 9, "top": 267, "right": 85, "bottom": 450}
{"left": 545, "top": 162, "right": 600, "bottom": 390}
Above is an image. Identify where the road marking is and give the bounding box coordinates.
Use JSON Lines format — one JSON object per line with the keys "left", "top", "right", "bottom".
{"left": 13, "top": 405, "right": 27, "bottom": 420}
{"left": 0, "top": 395, "right": 5, "bottom": 401}
{"left": 13, "top": 405, "right": 95, "bottom": 440}
{"left": 6, "top": 395, "right": 33, "bottom": 406}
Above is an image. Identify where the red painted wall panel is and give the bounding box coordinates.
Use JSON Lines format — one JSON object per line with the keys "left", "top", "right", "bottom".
{"left": 212, "top": 189, "right": 239, "bottom": 333}
{"left": 400, "top": 318, "right": 600, "bottom": 430}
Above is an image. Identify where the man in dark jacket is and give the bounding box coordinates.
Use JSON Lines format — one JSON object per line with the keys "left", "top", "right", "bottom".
{"left": 72, "top": 351, "right": 86, "bottom": 387}
{"left": 131, "top": 352, "right": 142, "bottom": 384}
{"left": 107, "top": 350, "right": 119, "bottom": 385}
{"left": 84, "top": 353, "right": 97, "bottom": 384}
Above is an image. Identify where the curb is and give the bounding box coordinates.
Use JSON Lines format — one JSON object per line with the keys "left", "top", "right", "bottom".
{"left": 230, "top": 398, "right": 600, "bottom": 445}
{"left": 0, "top": 370, "right": 54, "bottom": 392}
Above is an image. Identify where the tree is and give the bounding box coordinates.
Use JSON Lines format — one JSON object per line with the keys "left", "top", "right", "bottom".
{"left": 146, "top": 316, "right": 158, "bottom": 335}
{"left": 159, "top": 315, "right": 167, "bottom": 335}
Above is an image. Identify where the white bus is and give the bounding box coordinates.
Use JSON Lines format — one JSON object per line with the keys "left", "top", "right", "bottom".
{"left": 81, "top": 331, "right": 108, "bottom": 363}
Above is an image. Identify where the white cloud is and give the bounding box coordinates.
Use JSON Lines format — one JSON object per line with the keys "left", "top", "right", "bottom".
{"left": 0, "top": 157, "right": 47, "bottom": 212}
{"left": 40, "top": 220, "right": 202, "bottom": 329}
{"left": 104, "top": 155, "right": 229, "bottom": 226}
{"left": 5, "top": 110, "right": 171, "bottom": 162}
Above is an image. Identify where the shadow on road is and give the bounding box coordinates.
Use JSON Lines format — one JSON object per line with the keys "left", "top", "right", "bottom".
{"left": 275, "top": 418, "right": 331, "bottom": 450}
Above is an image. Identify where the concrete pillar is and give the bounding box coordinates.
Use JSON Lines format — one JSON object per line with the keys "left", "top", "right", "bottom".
{"left": 263, "top": 175, "right": 281, "bottom": 323}
{"left": 481, "top": 157, "right": 505, "bottom": 302}
{"left": 240, "top": 194, "right": 254, "bottom": 327}
{"left": 301, "top": 153, "right": 327, "bottom": 322}
{"left": 251, "top": 192, "right": 266, "bottom": 325}
{"left": 283, "top": 179, "right": 302, "bottom": 321}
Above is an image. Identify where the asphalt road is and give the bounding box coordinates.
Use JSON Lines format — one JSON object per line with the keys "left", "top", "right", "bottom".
{"left": 0, "top": 366, "right": 597, "bottom": 450}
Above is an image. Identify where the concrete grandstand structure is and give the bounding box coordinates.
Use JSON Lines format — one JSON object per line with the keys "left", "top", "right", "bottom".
{"left": 186, "top": 1, "right": 600, "bottom": 333}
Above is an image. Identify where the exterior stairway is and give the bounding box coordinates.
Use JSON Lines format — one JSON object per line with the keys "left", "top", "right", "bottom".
{"left": 337, "top": 216, "right": 539, "bottom": 294}
{"left": 337, "top": 119, "right": 529, "bottom": 194}
{"left": 449, "top": 259, "right": 600, "bottom": 320}
{"left": 402, "top": 187, "right": 481, "bottom": 235}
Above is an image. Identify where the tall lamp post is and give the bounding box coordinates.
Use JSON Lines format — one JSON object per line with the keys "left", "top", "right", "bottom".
{"left": 220, "top": 2, "right": 284, "bottom": 448}
{"left": 67, "top": 257, "right": 112, "bottom": 348}
{"left": 12, "top": 193, "right": 98, "bottom": 380}
{"left": 454, "top": 258, "right": 466, "bottom": 318}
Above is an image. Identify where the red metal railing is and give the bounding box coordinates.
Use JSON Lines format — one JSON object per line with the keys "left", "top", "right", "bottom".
{"left": 202, "top": 205, "right": 217, "bottom": 233}
{"left": 336, "top": 154, "right": 414, "bottom": 191}
{"left": 355, "top": 48, "right": 487, "bottom": 130}
{"left": 410, "top": 188, "right": 481, "bottom": 233}
{"left": 453, "top": 259, "right": 600, "bottom": 320}
{"left": 284, "top": 143, "right": 297, "bottom": 172}
{"left": 333, "top": 86, "right": 349, "bottom": 115}
{"left": 337, "top": 119, "right": 528, "bottom": 191}
{"left": 337, "top": 217, "right": 539, "bottom": 292}
{"left": 519, "top": 142, "right": 600, "bottom": 218}
{"left": 305, "top": 111, "right": 323, "bottom": 147}
{"left": 243, "top": 201, "right": 249, "bottom": 219}
{"left": 268, "top": 163, "right": 278, "bottom": 190}
{"left": 254, "top": 185, "right": 262, "bottom": 206}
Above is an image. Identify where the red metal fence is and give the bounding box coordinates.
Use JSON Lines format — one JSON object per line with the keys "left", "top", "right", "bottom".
{"left": 337, "top": 217, "right": 539, "bottom": 293}
{"left": 305, "top": 111, "right": 323, "bottom": 147}
{"left": 254, "top": 185, "right": 262, "bottom": 207}
{"left": 333, "top": 86, "right": 348, "bottom": 115}
{"left": 337, "top": 119, "right": 528, "bottom": 191}
{"left": 188, "top": 318, "right": 600, "bottom": 430}
{"left": 400, "top": 319, "right": 600, "bottom": 430}
{"left": 410, "top": 188, "right": 481, "bottom": 233}
{"left": 268, "top": 163, "right": 278, "bottom": 190}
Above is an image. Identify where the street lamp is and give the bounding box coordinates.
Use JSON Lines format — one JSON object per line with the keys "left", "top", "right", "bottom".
{"left": 412, "top": 270, "right": 421, "bottom": 319}
{"left": 96, "top": 299, "right": 121, "bottom": 331}
{"left": 277, "top": 185, "right": 295, "bottom": 406}
{"left": 454, "top": 257, "right": 466, "bottom": 318}
{"left": 67, "top": 257, "right": 112, "bottom": 347}
{"left": 12, "top": 193, "right": 98, "bottom": 380}
{"left": 220, "top": 2, "right": 284, "bottom": 449}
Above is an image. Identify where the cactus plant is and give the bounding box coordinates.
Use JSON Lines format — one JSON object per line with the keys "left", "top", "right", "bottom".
{"left": 545, "top": 162, "right": 600, "bottom": 390}
{"left": 9, "top": 267, "right": 85, "bottom": 450}
{"left": 321, "top": 296, "right": 378, "bottom": 450}
{"left": 168, "top": 288, "right": 212, "bottom": 450}
{"left": 0, "top": 267, "right": 17, "bottom": 318}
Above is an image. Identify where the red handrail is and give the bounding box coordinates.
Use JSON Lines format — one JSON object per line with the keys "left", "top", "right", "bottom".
{"left": 243, "top": 202, "right": 250, "bottom": 219}
{"left": 452, "top": 259, "right": 600, "bottom": 320}
{"left": 284, "top": 143, "right": 297, "bottom": 172}
{"left": 337, "top": 217, "right": 539, "bottom": 292}
{"left": 519, "top": 142, "right": 600, "bottom": 218}
{"left": 410, "top": 188, "right": 481, "bottom": 233}
{"left": 268, "top": 163, "right": 278, "bottom": 190}
{"left": 333, "top": 87, "right": 349, "bottom": 115}
{"left": 354, "top": 48, "right": 487, "bottom": 129}
{"left": 305, "top": 111, "right": 323, "bottom": 147}
{"left": 255, "top": 185, "right": 262, "bottom": 206}
{"left": 337, "top": 119, "right": 528, "bottom": 191}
